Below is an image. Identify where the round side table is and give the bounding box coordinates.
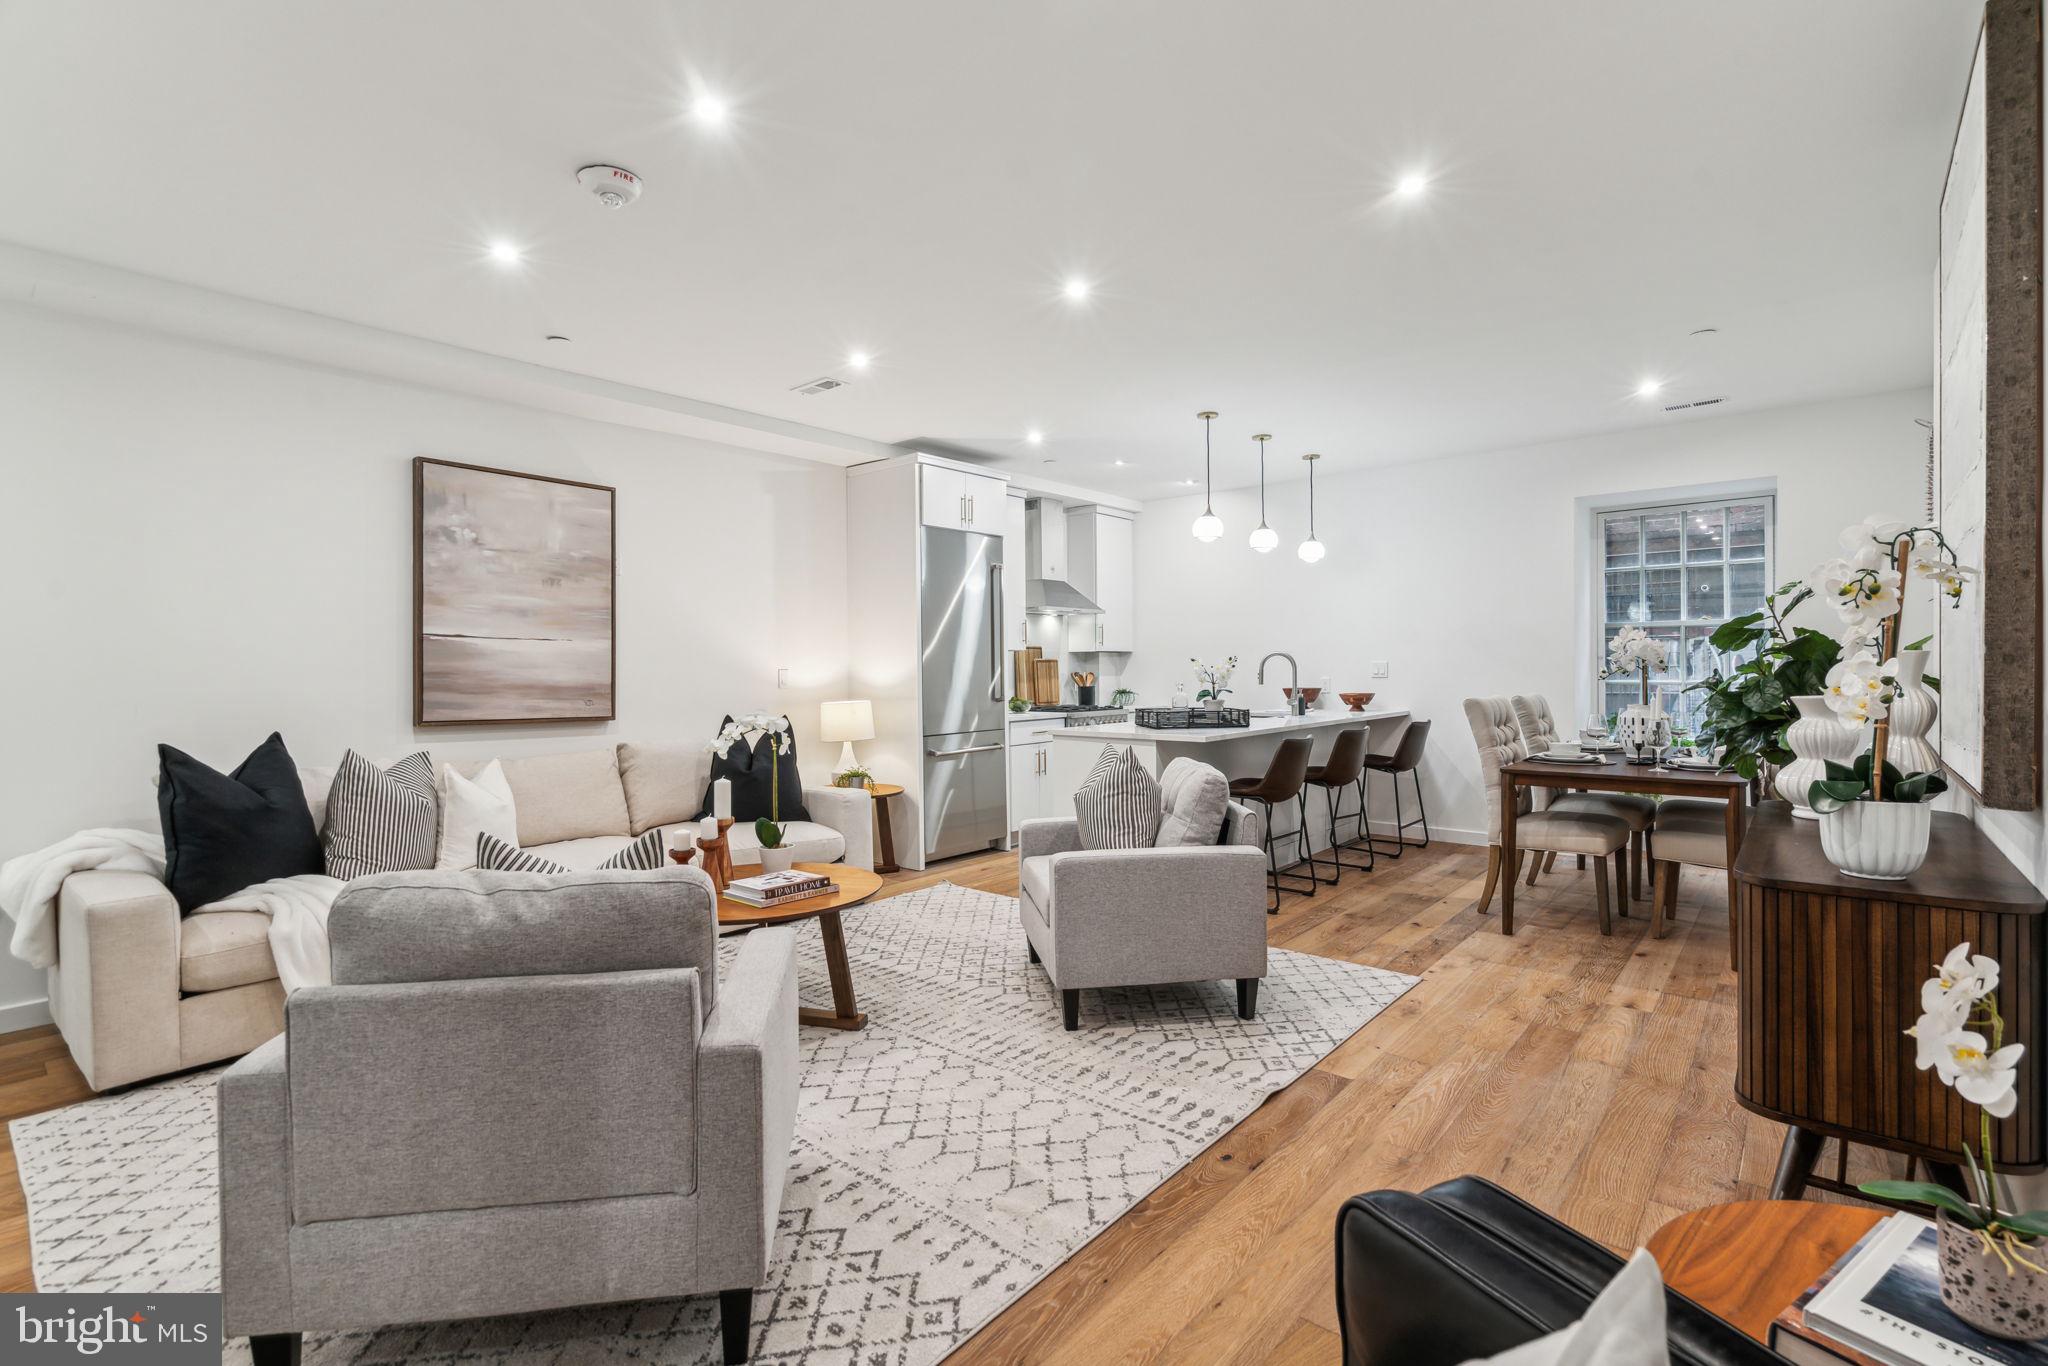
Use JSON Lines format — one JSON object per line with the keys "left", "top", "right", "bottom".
{"left": 866, "top": 783, "right": 904, "bottom": 873}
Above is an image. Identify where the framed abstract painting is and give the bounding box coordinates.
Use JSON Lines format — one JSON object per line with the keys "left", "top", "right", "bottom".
{"left": 413, "top": 457, "right": 616, "bottom": 725}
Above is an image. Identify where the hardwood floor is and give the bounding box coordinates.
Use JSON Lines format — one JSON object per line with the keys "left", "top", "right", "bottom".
{"left": 0, "top": 839, "right": 1902, "bottom": 1360}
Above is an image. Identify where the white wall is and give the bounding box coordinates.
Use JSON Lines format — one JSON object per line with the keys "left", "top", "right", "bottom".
{"left": 1126, "top": 389, "right": 1933, "bottom": 843}
{"left": 0, "top": 304, "right": 850, "bottom": 1018}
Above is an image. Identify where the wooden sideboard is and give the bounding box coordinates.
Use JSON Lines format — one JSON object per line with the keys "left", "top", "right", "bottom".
{"left": 1733, "top": 801, "right": 2046, "bottom": 1199}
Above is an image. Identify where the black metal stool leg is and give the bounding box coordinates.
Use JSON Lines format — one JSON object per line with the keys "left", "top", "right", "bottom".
{"left": 1321, "top": 779, "right": 1376, "bottom": 873}
{"left": 1262, "top": 794, "right": 1318, "bottom": 902}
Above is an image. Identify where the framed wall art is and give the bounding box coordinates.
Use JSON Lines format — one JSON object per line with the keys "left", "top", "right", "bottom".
{"left": 413, "top": 457, "right": 616, "bottom": 725}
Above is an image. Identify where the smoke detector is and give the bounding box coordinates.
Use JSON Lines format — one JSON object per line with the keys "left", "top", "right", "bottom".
{"left": 574, "top": 165, "right": 642, "bottom": 209}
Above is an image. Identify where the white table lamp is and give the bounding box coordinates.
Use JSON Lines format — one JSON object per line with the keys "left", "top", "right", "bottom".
{"left": 819, "top": 699, "right": 875, "bottom": 776}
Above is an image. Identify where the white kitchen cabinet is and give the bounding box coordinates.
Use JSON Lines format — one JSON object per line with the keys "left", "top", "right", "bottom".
{"left": 919, "top": 463, "right": 1005, "bottom": 531}
{"left": 1001, "top": 491, "right": 1029, "bottom": 658}
{"left": 1063, "top": 506, "right": 1137, "bottom": 653}
{"left": 1006, "top": 717, "right": 1066, "bottom": 840}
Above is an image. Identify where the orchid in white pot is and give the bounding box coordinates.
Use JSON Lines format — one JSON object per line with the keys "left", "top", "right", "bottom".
{"left": 1804, "top": 517, "right": 1972, "bottom": 880}
{"left": 1862, "top": 943, "right": 2048, "bottom": 1340}
{"left": 1190, "top": 656, "right": 1237, "bottom": 709}
{"left": 712, "top": 712, "right": 797, "bottom": 873}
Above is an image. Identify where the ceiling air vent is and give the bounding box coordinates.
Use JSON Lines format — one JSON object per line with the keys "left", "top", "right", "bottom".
{"left": 791, "top": 376, "right": 849, "bottom": 396}
{"left": 1662, "top": 396, "right": 1730, "bottom": 412}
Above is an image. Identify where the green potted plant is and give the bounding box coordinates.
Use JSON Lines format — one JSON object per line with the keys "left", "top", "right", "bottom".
{"left": 1686, "top": 580, "right": 1842, "bottom": 791}
{"left": 833, "top": 764, "right": 875, "bottom": 790}
{"left": 1862, "top": 943, "right": 2046, "bottom": 1339}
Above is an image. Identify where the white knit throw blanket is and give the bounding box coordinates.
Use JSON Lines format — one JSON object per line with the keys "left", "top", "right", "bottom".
{"left": 0, "top": 829, "right": 340, "bottom": 990}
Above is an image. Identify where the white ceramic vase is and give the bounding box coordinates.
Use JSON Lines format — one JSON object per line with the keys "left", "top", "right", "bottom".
{"left": 1817, "top": 800, "right": 1932, "bottom": 880}
{"left": 1884, "top": 650, "right": 1941, "bottom": 775}
{"left": 757, "top": 845, "right": 796, "bottom": 875}
{"left": 1777, "top": 695, "right": 1865, "bottom": 820}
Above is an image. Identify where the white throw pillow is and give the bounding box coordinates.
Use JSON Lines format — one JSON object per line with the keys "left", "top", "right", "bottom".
{"left": 434, "top": 759, "right": 520, "bottom": 871}
{"left": 1462, "top": 1249, "right": 1670, "bottom": 1366}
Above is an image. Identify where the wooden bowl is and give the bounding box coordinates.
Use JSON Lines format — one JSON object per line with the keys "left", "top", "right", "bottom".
{"left": 1339, "top": 691, "right": 1375, "bottom": 712}
{"left": 1282, "top": 687, "right": 1323, "bottom": 704}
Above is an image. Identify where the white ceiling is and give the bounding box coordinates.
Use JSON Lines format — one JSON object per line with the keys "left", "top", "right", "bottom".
{"left": 0, "top": 1, "right": 1979, "bottom": 497}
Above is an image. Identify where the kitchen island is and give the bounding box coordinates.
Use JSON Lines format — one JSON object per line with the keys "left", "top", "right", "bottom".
{"left": 1045, "top": 707, "right": 1413, "bottom": 856}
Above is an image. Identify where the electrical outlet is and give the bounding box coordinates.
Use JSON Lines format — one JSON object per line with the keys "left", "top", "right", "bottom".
{"left": 776, "top": 667, "right": 790, "bottom": 690}
{"left": 1371, "top": 661, "right": 1390, "bottom": 678}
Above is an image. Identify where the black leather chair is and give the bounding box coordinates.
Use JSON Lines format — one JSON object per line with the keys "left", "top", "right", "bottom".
{"left": 1335, "top": 1178, "right": 1787, "bottom": 1366}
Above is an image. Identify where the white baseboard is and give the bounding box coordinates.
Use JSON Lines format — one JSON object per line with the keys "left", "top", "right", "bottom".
{"left": 0, "top": 997, "right": 53, "bottom": 1035}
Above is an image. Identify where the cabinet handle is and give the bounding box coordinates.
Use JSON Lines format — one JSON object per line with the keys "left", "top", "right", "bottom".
{"left": 967, "top": 493, "right": 975, "bottom": 524}
{"left": 1098, "top": 621, "right": 1104, "bottom": 646}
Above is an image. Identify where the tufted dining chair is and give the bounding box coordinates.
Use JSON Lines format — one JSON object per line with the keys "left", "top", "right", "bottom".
{"left": 1463, "top": 698, "right": 1632, "bottom": 935}
{"left": 1511, "top": 694, "right": 1656, "bottom": 901}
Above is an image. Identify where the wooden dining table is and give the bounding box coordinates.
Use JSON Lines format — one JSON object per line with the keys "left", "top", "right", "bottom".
{"left": 1500, "top": 753, "right": 1749, "bottom": 949}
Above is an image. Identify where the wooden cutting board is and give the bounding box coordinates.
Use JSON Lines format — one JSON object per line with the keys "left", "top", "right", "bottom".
{"left": 1014, "top": 646, "right": 1041, "bottom": 702}
{"left": 1033, "top": 659, "right": 1061, "bottom": 705}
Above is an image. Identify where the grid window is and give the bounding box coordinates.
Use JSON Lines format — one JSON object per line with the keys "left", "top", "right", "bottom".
{"left": 1594, "top": 494, "right": 1774, "bottom": 734}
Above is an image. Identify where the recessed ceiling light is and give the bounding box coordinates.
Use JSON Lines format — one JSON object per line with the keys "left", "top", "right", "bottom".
{"left": 1061, "top": 278, "right": 1091, "bottom": 303}
{"left": 691, "top": 94, "right": 729, "bottom": 127}
{"left": 1395, "top": 170, "right": 1430, "bottom": 198}
{"left": 487, "top": 241, "right": 522, "bottom": 266}
{"left": 846, "top": 350, "right": 871, "bottom": 371}
{"left": 1113, "top": 460, "right": 1128, "bottom": 467}
{"left": 1635, "top": 378, "right": 1664, "bottom": 397}
{"left": 1180, "top": 479, "right": 1198, "bottom": 487}
{"left": 1025, "top": 429, "right": 1045, "bottom": 446}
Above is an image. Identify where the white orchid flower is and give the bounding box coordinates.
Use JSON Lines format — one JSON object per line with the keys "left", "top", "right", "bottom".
{"left": 1823, "top": 651, "right": 1890, "bottom": 725}
{"left": 1840, "top": 517, "right": 1911, "bottom": 555}
{"left": 1930, "top": 943, "right": 2000, "bottom": 1004}
{"left": 1908, "top": 995, "right": 1973, "bottom": 1071}
{"left": 1932, "top": 1030, "right": 2025, "bottom": 1118}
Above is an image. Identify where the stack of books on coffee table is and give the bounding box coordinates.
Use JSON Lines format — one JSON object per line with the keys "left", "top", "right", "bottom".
{"left": 1771, "top": 1211, "right": 2048, "bottom": 1365}
{"left": 725, "top": 869, "right": 834, "bottom": 907}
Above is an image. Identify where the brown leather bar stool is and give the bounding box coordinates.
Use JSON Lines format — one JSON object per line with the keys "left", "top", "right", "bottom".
{"left": 1228, "top": 735, "right": 1317, "bottom": 913}
{"left": 1362, "top": 719, "right": 1431, "bottom": 858}
{"left": 1304, "top": 727, "right": 1373, "bottom": 880}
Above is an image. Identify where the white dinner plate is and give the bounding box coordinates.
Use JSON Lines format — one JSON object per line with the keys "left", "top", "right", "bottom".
{"left": 1532, "top": 752, "right": 1604, "bottom": 764}
{"left": 1665, "top": 757, "right": 1724, "bottom": 771}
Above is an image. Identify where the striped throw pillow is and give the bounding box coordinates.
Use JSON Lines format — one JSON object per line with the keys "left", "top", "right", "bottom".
{"left": 475, "top": 828, "right": 668, "bottom": 875}
{"left": 1073, "top": 745, "right": 1163, "bottom": 850}
{"left": 320, "top": 750, "right": 437, "bottom": 881}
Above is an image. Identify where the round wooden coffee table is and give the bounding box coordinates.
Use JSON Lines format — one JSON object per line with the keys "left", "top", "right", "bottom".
{"left": 1647, "top": 1200, "right": 1884, "bottom": 1342}
{"left": 719, "top": 862, "right": 883, "bottom": 1031}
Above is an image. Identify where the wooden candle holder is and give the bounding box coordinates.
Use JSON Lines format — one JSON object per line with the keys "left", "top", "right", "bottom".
{"left": 679, "top": 818, "right": 736, "bottom": 897}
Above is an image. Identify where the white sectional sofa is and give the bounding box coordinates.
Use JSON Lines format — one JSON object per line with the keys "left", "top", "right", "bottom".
{"left": 48, "top": 741, "right": 872, "bottom": 1091}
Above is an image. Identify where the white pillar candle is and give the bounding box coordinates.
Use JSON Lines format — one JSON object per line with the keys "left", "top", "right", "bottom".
{"left": 668, "top": 826, "right": 697, "bottom": 854}
{"left": 712, "top": 777, "right": 733, "bottom": 820}
{"left": 698, "top": 815, "right": 719, "bottom": 843}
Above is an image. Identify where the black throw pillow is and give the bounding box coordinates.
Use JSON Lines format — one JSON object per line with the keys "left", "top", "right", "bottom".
{"left": 698, "top": 715, "right": 811, "bottom": 825}
{"left": 157, "top": 732, "right": 323, "bottom": 911}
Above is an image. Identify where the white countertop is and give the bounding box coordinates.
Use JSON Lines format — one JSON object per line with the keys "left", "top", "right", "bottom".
{"left": 1047, "top": 706, "right": 1409, "bottom": 744}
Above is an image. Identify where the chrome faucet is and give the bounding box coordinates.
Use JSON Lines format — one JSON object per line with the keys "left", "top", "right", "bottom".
{"left": 1258, "top": 652, "right": 1304, "bottom": 715}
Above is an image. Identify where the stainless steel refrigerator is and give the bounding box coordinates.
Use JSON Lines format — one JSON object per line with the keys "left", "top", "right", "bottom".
{"left": 921, "top": 525, "right": 1008, "bottom": 860}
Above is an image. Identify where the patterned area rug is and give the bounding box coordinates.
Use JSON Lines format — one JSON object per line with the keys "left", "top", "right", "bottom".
{"left": 12, "top": 882, "right": 1415, "bottom": 1364}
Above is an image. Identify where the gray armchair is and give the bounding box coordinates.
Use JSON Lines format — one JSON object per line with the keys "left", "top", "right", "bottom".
{"left": 219, "top": 865, "right": 798, "bottom": 1366}
{"left": 1017, "top": 800, "right": 1269, "bottom": 1030}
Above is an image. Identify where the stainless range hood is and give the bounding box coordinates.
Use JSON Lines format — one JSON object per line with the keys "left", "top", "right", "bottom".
{"left": 1024, "top": 498, "right": 1101, "bottom": 616}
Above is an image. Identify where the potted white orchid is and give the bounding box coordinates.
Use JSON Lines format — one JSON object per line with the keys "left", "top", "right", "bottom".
{"left": 1190, "top": 656, "right": 1237, "bottom": 711}
{"left": 711, "top": 712, "right": 797, "bottom": 874}
{"left": 1863, "top": 943, "right": 2047, "bottom": 1340}
{"left": 1805, "top": 517, "right": 1973, "bottom": 879}
{"left": 1602, "top": 626, "right": 1671, "bottom": 764}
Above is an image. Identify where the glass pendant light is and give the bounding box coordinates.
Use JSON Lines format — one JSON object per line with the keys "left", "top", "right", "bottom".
{"left": 1190, "top": 410, "right": 1224, "bottom": 542}
{"left": 1297, "top": 452, "right": 1326, "bottom": 562}
{"left": 1248, "top": 434, "right": 1278, "bottom": 552}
